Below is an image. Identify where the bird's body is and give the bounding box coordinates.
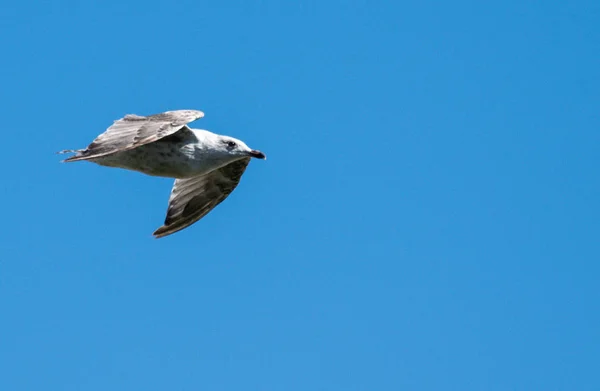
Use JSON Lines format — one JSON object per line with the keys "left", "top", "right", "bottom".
{"left": 90, "top": 128, "right": 239, "bottom": 178}
{"left": 59, "top": 109, "right": 266, "bottom": 238}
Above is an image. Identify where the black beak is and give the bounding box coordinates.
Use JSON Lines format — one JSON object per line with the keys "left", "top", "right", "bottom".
{"left": 249, "top": 149, "right": 266, "bottom": 159}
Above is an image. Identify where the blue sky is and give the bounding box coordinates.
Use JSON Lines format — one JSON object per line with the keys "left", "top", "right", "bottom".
{"left": 1, "top": 0, "right": 599, "bottom": 390}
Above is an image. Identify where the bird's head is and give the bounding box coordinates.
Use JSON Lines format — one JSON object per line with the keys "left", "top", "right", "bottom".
{"left": 215, "top": 135, "right": 266, "bottom": 160}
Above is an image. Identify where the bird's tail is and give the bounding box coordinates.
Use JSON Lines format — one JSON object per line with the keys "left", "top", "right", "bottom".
{"left": 57, "top": 149, "right": 86, "bottom": 163}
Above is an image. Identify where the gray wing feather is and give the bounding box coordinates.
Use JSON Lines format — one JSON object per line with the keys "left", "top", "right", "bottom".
{"left": 153, "top": 157, "right": 251, "bottom": 238}
{"left": 63, "top": 109, "right": 204, "bottom": 162}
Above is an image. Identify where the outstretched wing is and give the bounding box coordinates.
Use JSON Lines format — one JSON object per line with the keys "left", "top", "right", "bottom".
{"left": 153, "top": 157, "right": 252, "bottom": 238}
{"left": 63, "top": 109, "right": 204, "bottom": 162}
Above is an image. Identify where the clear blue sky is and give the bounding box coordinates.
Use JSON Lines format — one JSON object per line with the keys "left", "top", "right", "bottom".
{"left": 1, "top": 1, "right": 598, "bottom": 390}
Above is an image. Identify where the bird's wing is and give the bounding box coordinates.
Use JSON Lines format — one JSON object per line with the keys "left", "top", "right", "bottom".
{"left": 153, "top": 157, "right": 252, "bottom": 238}
{"left": 63, "top": 109, "right": 204, "bottom": 162}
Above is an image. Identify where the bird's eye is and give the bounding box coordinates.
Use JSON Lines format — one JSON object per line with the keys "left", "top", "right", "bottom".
{"left": 227, "top": 141, "right": 236, "bottom": 148}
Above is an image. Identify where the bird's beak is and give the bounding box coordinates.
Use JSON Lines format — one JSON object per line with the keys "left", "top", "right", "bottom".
{"left": 248, "top": 149, "right": 266, "bottom": 160}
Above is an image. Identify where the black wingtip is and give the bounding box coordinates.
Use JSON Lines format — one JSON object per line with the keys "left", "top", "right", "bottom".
{"left": 152, "top": 226, "right": 170, "bottom": 239}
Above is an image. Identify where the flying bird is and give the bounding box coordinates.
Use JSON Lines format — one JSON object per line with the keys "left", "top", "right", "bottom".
{"left": 59, "top": 109, "right": 266, "bottom": 238}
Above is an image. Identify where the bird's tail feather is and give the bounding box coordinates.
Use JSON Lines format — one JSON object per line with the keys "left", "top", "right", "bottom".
{"left": 57, "top": 149, "right": 86, "bottom": 163}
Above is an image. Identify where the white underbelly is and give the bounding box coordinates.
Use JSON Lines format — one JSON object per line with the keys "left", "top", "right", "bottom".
{"left": 91, "top": 143, "right": 203, "bottom": 178}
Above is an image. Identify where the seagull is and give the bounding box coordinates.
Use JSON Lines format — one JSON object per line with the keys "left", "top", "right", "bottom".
{"left": 58, "top": 109, "right": 266, "bottom": 238}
